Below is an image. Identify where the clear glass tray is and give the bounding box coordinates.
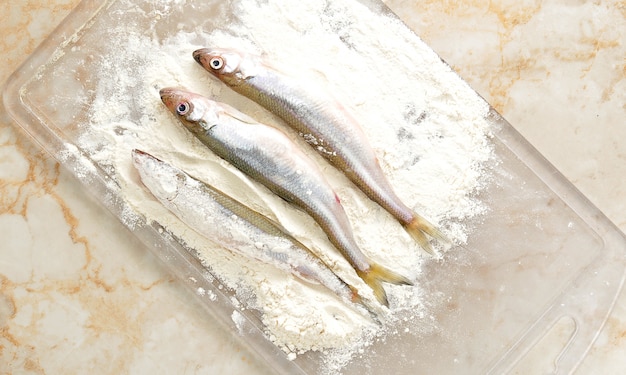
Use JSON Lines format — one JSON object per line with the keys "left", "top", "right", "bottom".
{"left": 3, "top": 0, "right": 625, "bottom": 374}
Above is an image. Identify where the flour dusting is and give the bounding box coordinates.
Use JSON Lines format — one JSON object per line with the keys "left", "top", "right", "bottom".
{"left": 75, "top": 0, "right": 493, "bottom": 373}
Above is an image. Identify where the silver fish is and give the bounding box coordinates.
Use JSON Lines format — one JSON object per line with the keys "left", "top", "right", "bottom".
{"left": 159, "top": 88, "right": 411, "bottom": 307}
{"left": 193, "top": 48, "right": 446, "bottom": 254}
{"left": 132, "top": 149, "right": 364, "bottom": 307}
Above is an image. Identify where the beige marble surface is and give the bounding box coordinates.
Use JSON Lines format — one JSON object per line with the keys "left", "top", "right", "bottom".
{"left": 1, "top": 0, "right": 625, "bottom": 374}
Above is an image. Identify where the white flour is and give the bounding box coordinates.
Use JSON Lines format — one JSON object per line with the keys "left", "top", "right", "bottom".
{"left": 75, "top": 0, "right": 492, "bottom": 372}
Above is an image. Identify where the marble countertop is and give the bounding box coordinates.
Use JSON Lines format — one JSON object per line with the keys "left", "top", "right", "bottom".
{"left": 1, "top": 0, "right": 624, "bottom": 373}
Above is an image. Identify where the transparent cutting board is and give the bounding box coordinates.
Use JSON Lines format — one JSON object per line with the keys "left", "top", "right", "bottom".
{"left": 3, "top": 0, "right": 625, "bottom": 374}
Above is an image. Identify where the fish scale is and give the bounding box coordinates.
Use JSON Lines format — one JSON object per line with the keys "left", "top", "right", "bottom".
{"left": 160, "top": 87, "right": 412, "bottom": 306}
{"left": 131, "top": 149, "right": 362, "bottom": 306}
{"left": 193, "top": 48, "right": 447, "bottom": 254}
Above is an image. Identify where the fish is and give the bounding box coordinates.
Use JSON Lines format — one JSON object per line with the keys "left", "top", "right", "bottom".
{"left": 159, "top": 87, "right": 411, "bottom": 307}
{"left": 132, "top": 148, "right": 367, "bottom": 309}
{"left": 193, "top": 48, "right": 447, "bottom": 254}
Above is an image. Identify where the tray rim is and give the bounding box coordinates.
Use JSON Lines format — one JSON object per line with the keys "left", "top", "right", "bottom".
{"left": 2, "top": 0, "right": 625, "bottom": 373}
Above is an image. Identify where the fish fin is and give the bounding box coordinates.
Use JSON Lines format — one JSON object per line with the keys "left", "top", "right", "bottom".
{"left": 404, "top": 214, "right": 449, "bottom": 255}
{"left": 357, "top": 263, "right": 412, "bottom": 307}
{"left": 348, "top": 286, "right": 387, "bottom": 324}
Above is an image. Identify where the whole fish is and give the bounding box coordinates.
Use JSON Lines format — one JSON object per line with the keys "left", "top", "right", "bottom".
{"left": 159, "top": 87, "right": 411, "bottom": 307}
{"left": 132, "top": 149, "right": 365, "bottom": 308}
{"left": 193, "top": 48, "right": 446, "bottom": 254}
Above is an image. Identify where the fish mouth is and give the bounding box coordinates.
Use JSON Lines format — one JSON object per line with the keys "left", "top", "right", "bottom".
{"left": 131, "top": 149, "right": 149, "bottom": 158}
{"left": 131, "top": 149, "right": 158, "bottom": 167}
{"left": 193, "top": 48, "right": 223, "bottom": 76}
{"left": 192, "top": 48, "right": 211, "bottom": 65}
{"left": 159, "top": 87, "right": 186, "bottom": 112}
{"left": 131, "top": 149, "right": 161, "bottom": 160}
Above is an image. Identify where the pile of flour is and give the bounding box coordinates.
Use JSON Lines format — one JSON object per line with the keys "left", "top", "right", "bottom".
{"left": 74, "top": 0, "right": 493, "bottom": 372}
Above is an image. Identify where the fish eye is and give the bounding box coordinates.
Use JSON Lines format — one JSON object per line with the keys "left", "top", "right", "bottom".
{"left": 176, "top": 102, "right": 190, "bottom": 115}
{"left": 209, "top": 57, "right": 224, "bottom": 70}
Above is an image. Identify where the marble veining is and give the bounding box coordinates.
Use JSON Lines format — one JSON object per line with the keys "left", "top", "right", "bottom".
{"left": 1, "top": 0, "right": 625, "bottom": 374}
{"left": 387, "top": 0, "right": 626, "bottom": 235}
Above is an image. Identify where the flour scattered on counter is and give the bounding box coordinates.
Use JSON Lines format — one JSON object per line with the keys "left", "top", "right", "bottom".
{"left": 231, "top": 310, "right": 247, "bottom": 334}
{"left": 77, "top": 0, "right": 493, "bottom": 372}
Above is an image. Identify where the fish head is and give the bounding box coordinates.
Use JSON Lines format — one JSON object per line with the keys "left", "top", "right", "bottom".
{"left": 193, "top": 48, "right": 258, "bottom": 86}
{"left": 131, "top": 149, "right": 185, "bottom": 202}
{"left": 159, "top": 87, "right": 220, "bottom": 133}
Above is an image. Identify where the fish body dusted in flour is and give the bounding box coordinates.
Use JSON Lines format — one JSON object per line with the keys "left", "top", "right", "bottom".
{"left": 159, "top": 87, "right": 411, "bottom": 307}
{"left": 193, "top": 47, "right": 447, "bottom": 254}
{"left": 132, "top": 149, "right": 367, "bottom": 307}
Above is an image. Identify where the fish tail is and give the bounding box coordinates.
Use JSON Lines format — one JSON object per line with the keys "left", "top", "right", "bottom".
{"left": 357, "top": 263, "right": 413, "bottom": 307}
{"left": 404, "top": 214, "right": 448, "bottom": 255}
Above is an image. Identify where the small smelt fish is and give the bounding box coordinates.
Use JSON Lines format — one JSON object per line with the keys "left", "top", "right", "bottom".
{"left": 132, "top": 149, "right": 365, "bottom": 308}
{"left": 193, "top": 48, "right": 447, "bottom": 254}
{"left": 159, "top": 88, "right": 411, "bottom": 307}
